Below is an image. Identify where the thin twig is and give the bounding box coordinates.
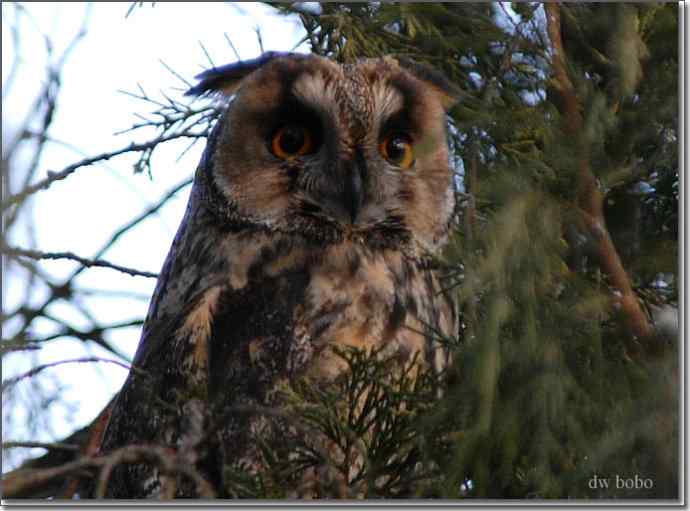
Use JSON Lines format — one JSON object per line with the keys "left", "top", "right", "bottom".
{"left": 223, "top": 32, "right": 242, "bottom": 61}
{"left": 85, "top": 177, "right": 193, "bottom": 269}
{"left": 198, "top": 41, "right": 215, "bottom": 68}
{"left": 254, "top": 26, "right": 265, "bottom": 53}
{"left": 2, "top": 357, "right": 136, "bottom": 393}
{"left": 1, "top": 134, "right": 199, "bottom": 212}
{"left": 0, "top": 342, "right": 43, "bottom": 356}
{"left": 2, "top": 441, "right": 80, "bottom": 452}
{"left": 2, "top": 443, "right": 215, "bottom": 499}
{"left": 27, "top": 317, "right": 143, "bottom": 362}
{"left": 2, "top": 244, "right": 158, "bottom": 278}
{"left": 9, "top": 178, "right": 192, "bottom": 340}
{"left": 159, "top": 58, "right": 192, "bottom": 87}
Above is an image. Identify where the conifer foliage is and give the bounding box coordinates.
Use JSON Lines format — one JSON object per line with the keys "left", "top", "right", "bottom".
{"left": 271, "top": 2, "right": 679, "bottom": 499}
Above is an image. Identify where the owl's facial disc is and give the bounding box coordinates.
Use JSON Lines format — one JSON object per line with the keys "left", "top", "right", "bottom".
{"left": 209, "top": 54, "right": 457, "bottom": 251}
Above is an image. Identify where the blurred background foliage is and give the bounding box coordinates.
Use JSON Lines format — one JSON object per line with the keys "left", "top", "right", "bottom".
{"left": 2, "top": 2, "right": 679, "bottom": 500}
{"left": 270, "top": 1, "right": 679, "bottom": 499}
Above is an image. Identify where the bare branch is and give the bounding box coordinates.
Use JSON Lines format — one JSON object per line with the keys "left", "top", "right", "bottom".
{"left": 254, "top": 26, "right": 265, "bottom": 53}
{"left": 7, "top": 178, "right": 192, "bottom": 347}
{"left": 125, "top": 2, "right": 154, "bottom": 19}
{"left": 0, "top": 341, "right": 42, "bottom": 356}
{"left": 2, "top": 244, "right": 158, "bottom": 279}
{"left": 158, "top": 58, "right": 193, "bottom": 88}
{"left": 2, "top": 357, "right": 136, "bottom": 393}
{"left": 2, "top": 3, "right": 90, "bottom": 232}
{"left": 198, "top": 40, "right": 216, "bottom": 68}
{"left": 3, "top": 441, "right": 80, "bottom": 452}
{"left": 86, "top": 177, "right": 193, "bottom": 269}
{"left": 223, "top": 32, "right": 242, "bottom": 61}
{"left": 1, "top": 134, "right": 201, "bottom": 212}
{"left": 25, "top": 317, "right": 143, "bottom": 362}
{"left": 2, "top": 442, "right": 215, "bottom": 499}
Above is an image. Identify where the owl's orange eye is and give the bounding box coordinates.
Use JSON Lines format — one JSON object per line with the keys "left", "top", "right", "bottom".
{"left": 379, "top": 133, "right": 414, "bottom": 169}
{"left": 270, "top": 124, "right": 314, "bottom": 160}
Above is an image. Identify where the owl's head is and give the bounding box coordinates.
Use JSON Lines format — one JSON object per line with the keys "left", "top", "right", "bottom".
{"left": 188, "top": 52, "right": 460, "bottom": 254}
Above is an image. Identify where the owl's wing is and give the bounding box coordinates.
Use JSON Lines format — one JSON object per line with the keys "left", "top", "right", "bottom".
{"left": 99, "top": 246, "right": 230, "bottom": 497}
{"left": 128, "top": 119, "right": 228, "bottom": 368}
{"left": 100, "top": 125, "right": 232, "bottom": 459}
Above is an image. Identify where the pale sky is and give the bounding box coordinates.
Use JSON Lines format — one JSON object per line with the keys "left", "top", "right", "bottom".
{"left": 2, "top": 2, "right": 310, "bottom": 470}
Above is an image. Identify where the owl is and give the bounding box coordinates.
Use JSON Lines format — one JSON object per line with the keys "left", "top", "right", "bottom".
{"left": 98, "top": 52, "right": 460, "bottom": 498}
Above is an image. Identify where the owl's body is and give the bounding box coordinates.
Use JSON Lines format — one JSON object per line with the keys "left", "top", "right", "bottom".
{"left": 100, "top": 53, "right": 459, "bottom": 498}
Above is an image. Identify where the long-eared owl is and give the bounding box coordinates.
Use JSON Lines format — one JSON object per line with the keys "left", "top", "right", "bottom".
{"left": 99, "top": 52, "right": 460, "bottom": 498}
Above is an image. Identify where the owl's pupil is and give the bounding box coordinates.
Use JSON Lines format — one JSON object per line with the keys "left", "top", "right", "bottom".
{"left": 279, "top": 126, "right": 305, "bottom": 154}
{"left": 387, "top": 137, "right": 407, "bottom": 161}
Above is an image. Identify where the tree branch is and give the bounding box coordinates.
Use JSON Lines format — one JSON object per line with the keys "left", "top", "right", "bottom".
{"left": 545, "top": 3, "right": 653, "bottom": 343}
{"left": 3, "top": 441, "right": 80, "bottom": 452}
{"left": 2, "top": 243, "right": 158, "bottom": 279}
{"left": 2, "top": 443, "right": 215, "bottom": 499}
{"left": 1, "top": 134, "right": 201, "bottom": 212}
{"left": 2, "top": 357, "right": 136, "bottom": 393}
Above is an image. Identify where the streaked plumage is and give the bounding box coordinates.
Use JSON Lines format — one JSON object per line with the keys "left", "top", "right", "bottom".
{"left": 100, "top": 52, "right": 459, "bottom": 498}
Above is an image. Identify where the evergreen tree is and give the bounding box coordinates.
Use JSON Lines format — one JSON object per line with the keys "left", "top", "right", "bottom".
{"left": 272, "top": 2, "right": 679, "bottom": 499}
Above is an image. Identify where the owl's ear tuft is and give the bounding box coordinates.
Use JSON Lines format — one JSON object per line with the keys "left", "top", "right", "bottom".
{"left": 185, "top": 51, "right": 307, "bottom": 97}
{"left": 395, "top": 57, "right": 462, "bottom": 111}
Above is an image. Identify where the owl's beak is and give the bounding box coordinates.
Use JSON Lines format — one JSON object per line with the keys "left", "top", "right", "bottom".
{"left": 342, "top": 163, "right": 364, "bottom": 224}
{"left": 319, "top": 156, "right": 366, "bottom": 226}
